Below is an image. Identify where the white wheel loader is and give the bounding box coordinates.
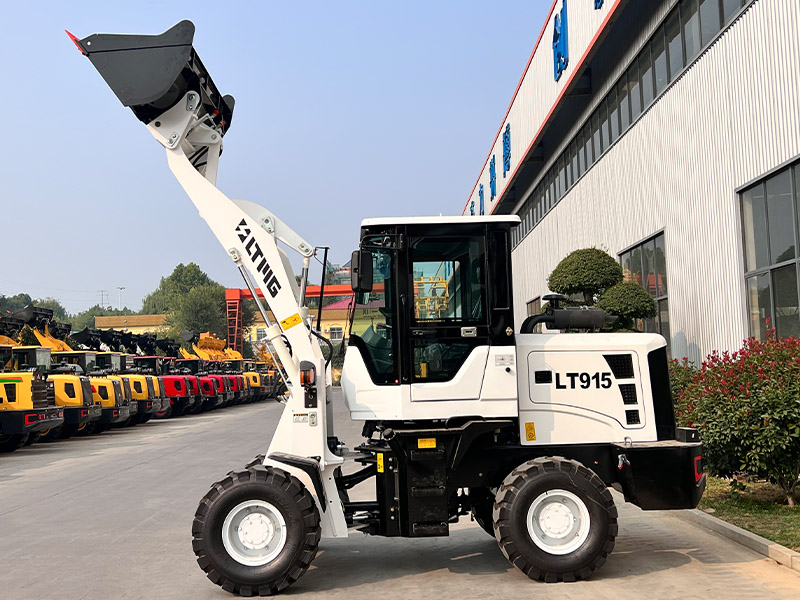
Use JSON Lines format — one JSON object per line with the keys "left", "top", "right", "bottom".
{"left": 70, "top": 21, "right": 706, "bottom": 597}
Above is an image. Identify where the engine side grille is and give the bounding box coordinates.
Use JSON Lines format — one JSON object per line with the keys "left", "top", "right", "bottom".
{"left": 112, "top": 380, "right": 123, "bottom": 406}
{"left": 31, "top": 379, "right": 49, "bottom": 408}
{"left": 619, "top": 383, "right": 638, "bottom": 405}
{"left": 604, "top": 354, "right": 634, "bottom": 379}
{"left": 146, "top": 377, "right": 155, "bottom": 399}
{"left": 626, "top": 410, "right": 641, "bottom": 425}
{"left": 80, "top": 377, "right": 93, "bottom": 406}
{"left": 122, "top": 379, "right": 133, "bottom": 402}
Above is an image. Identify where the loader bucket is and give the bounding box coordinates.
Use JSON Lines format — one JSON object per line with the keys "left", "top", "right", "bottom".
{"left": 69, "top": 20, "right": 235, "bottom": 134}
{"left": 72, "top": 328, "right": 102, "bottom": 350}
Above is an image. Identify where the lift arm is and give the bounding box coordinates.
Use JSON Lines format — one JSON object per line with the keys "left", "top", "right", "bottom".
{"left": 70, "top": 22, "right": 344, "bottom": 488}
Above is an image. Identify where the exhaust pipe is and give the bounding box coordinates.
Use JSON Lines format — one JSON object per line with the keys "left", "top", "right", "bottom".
{"left": 67, "top": 20, "right": 234, "bottom": 135}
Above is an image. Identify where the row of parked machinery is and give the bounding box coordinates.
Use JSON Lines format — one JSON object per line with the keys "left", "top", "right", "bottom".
{"left": 0, "top": 305, "right": 284, "bottom": 453}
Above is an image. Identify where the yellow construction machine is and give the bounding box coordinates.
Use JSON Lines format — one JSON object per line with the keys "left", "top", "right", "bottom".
{"left": 0, "top": 341, "right": 64, "bottom": 452}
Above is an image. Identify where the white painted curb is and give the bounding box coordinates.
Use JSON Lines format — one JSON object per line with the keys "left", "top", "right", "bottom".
{"left": 676, "top": 508, "right": 800, "bottom": 574}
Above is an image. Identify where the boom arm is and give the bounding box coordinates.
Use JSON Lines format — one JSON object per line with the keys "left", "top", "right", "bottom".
{"left": 70, "top": 22, "right": 345, "bottom": 494}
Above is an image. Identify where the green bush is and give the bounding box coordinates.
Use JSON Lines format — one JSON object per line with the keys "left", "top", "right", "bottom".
{"left": 18, "top": 325, "right": 39, "bottom": 346}
{"left": 547, "top": 248, "right": 622, "bottom": 304}
{"left": 678, "top": 330, "right": 800, "bottom": 506}
{"left": 596, "top": 281, "right": 656, "bottom": 330}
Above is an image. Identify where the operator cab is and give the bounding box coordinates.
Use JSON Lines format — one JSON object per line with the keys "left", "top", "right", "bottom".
{"left": 342, "top": 216, "right": 520, "bottom": 421}
{"left": 8, "top": 346, "right": 52, "bottom": 373}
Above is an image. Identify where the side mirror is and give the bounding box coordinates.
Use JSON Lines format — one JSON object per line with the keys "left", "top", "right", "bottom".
{"left": 351, "top": 250, "right": 373, "bottom": 293}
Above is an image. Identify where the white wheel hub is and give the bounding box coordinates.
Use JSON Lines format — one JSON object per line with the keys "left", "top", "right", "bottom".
{"left": 222, "top": 500, "right": 287, "bottom": 566}
{"left": 526, "top": 489, "right": 590, "bottom": 555}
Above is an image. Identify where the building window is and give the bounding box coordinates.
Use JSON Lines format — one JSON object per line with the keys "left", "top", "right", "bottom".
{"left": 329, "top": 326, "right": 344, "bottom": 341}
{"left": 256, "top": 328, "right": 267, "bottom": 341}
{"left": 741, "top": 161, "right": 800, "bottom": 340}
{"left": 526, "top": 297, "right": 543, "bottom": 332}
{"left": 527, "top": 297, "right": 542, "bottom": 317}
{"left": 511, "top": 0, "right": 752, "bottom": 248}
{"left": 619, "top": 233, "right": 669, "bottom": 343}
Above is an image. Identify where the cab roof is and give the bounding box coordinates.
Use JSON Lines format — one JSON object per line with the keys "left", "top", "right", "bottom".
{"left": 360, "top": 215, "right": 519, "bottom": 227}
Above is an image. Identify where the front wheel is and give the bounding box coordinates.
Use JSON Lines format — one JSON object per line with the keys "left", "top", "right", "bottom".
{"left": 192, "top": 466, "right": 321, "bottom": 596}
{"left": 493, "top": 457, "right": 617, "bottom": 582}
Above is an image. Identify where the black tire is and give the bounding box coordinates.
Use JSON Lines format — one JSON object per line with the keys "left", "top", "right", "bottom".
{"left": 154, "top": 405, "right": 173, "bottom": 419}
{"left": 172, "top": 402, "right": 186, "bottom": 417}
{"left": 60, "top": 424, "right": 80, "bottom": 438}
{"left": 493, "top": 457, "right": 617, "bottom": 583}
{"left": 469, "top": 487, "right": 497, "bottom": 537}
{"left": 24, "top": 432, "right": 41, "bottom": 446}
{"left": 37, "top": 427, "right": 63, "bottom": 443}
{"left": 192, "top": 466, "right": 321, "bottom": 596}
{"left": 0, "top": 433, "right": 26, "bottom": 453}
{"left": 139, "top": 413, "right": 153, "bottom": 424}
{"left": 75, "top": 421, "right": 97, "bottom": 436}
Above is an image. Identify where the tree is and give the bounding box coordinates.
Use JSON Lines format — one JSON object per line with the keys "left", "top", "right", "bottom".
{"left": 547, "top": 248, "right": 623, "bottom": 304}
{"left": 596, "top": 281, "right": 657, "bottom": 330}
{"left": 0, "top": 293, "right": 33, "bottom": 314}
{"left": 169, "top": 283, "right": 227, "bottom": 339}
{"left": 32, "top": 297, "right": 69, "bottom": 321}
{"left": 141, "top": 262, "right": 215, "bottom": 314}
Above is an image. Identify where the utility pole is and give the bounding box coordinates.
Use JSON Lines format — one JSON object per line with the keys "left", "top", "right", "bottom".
{"left": 98, "top": 289, "right": 108, "bottom": 307}
{"left": 116, "top": 286, "right": 126, "bottom": 311}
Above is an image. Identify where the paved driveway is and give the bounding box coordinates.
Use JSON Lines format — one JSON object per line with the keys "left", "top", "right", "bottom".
{"left": 1, "top": 390, "right": 798, "bottom": 599}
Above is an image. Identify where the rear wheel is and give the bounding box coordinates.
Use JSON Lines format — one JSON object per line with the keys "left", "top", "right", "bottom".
{"left": 37, "top": 427, "right": 63, "bottom": 443}
{"left": 493, "top": 457, "right": 617, "bottom": 582}
{"left": 192, "top": 466, "right": 320, "bottom": 596}
{"left": 0, "top": 432, "right": 26, "bottom": 453}
{"left": 154, "top": 404, "right": 173, "bottom": 419}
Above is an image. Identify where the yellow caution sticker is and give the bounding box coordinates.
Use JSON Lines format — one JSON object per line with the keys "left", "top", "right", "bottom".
{"left": 377, "top": 453, "right": 385, "bottom": 473}
{"left": 418, "top": 437, "right": 436, "bottom": 449}
{"left": 280, "top": 313, "right": 303, "bottom": 330}
{"left": 525, "top": 422, "right": 536, "bottom": 441}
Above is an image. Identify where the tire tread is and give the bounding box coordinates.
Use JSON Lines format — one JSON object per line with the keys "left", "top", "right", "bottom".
{"left": 493, "top": 456, "right": 617, "bottom": 583}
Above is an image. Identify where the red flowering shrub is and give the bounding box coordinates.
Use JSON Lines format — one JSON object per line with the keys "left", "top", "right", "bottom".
{"left": 669, "top": 357, "right": 699, "bottom": 417}
{"left": 676, "top": 327, "right": 800, "bottom": 505}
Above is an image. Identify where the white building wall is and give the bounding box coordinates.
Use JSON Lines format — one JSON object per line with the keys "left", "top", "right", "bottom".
{"left": 464, "top": 0, "right": 622, "bottom": 216}
{"left": 511, "top": 0, "right": 800, "bottom": 362}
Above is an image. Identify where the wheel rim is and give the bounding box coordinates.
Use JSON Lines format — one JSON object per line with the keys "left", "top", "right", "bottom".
{"left": 526, "top": 489, "right": 590, "bottom": 555}
{"left": 221, "top": 500, "right": 287, "bottom": 566}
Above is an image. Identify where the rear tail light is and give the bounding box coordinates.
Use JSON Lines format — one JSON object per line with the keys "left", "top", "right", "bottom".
{"left": 694, "top": 455, "right": 703, "bottom": 482}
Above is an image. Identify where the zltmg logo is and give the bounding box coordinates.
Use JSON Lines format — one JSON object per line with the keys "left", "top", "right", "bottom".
{"left": 235, "top": 219, "right": 282, "bottom": 298}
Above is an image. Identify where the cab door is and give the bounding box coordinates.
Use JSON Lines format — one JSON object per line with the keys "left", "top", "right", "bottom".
{"left": 407, "top": 233, "right": 490, "bottom": 402}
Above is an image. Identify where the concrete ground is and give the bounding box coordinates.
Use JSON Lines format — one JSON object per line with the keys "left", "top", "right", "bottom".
{"left": 1, "top": 389, "right": 799, "bottom": 600}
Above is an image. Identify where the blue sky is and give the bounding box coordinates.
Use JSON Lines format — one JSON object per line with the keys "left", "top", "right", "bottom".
{"left": 0, "top": 1, "right": 550, "bottom": 315}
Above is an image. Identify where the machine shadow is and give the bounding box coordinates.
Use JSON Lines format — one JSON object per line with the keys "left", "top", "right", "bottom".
{"left": 291, "top": 524, "right": 694, "bottom": 594}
